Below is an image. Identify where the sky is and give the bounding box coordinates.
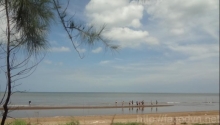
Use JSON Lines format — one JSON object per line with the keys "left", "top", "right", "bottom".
{"left": 0, "top": 0, "right": 219, "bottom": 93}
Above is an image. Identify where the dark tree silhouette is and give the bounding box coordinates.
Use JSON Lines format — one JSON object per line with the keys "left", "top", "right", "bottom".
{"left": 0, "top": 0, "right": 118, "bottom": 124}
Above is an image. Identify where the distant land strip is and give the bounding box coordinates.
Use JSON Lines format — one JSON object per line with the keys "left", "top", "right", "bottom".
{"left": 0, "top": 104, "right": 173, "bottom": 110}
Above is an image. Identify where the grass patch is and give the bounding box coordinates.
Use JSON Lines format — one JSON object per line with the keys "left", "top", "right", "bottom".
{"left": 181, "top": 122, "right": 187, "bottom": 124}
{"left": 8, "top": 119, "right": 80, "bottom": 125}
{"left": 8, "top": 120, "right": 27, "bottom": 125}
{"left": 62, "top": 120, "right": 79, "bottom": 125}
{"left": 59, "top": 119, "right": 79, "bottom": 125}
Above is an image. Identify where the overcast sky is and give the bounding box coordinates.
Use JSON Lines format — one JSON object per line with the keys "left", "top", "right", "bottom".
{"left": 0, "top": 0, "right": 219, "bottom": 93}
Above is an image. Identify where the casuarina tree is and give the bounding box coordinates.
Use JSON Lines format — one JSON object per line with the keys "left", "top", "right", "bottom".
{"left": 0, "top": 0, "right": 118, "bottom": 124}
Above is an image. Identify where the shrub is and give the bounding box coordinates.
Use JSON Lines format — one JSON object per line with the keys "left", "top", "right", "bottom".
{"left": 9, "top": 120, "right": 27, "bottom": 125}
{"left": 62, "top": 120, "right": 79, "bottom": 125}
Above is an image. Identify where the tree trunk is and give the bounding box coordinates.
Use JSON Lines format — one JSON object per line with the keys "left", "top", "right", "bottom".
{"left": 1, "top": 0, "right": 11, "bottom": 125}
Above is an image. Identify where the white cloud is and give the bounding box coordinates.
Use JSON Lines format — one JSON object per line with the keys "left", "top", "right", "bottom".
{"left": 76, "top": 48, "right": 86, "bottom": 53}
{"left": 92, "top": 47, "right": 102, "bottom": 53}
{"left": 51, "top": 58, "right": 218, "bottom": 92}
{"left": 141, "top": 0, "right": 219, "bottom": 64}
{"left": 85, "top": 0, "right": 159, "bottom": 49}
{"left": 144, "top": 0, "right": 219, "bottom": 39}
{"left": 44, "top": 60, "right": 63, "bottom": 66}
{"left": 55, "top": 62, "right": 63, "bottom": 66}
{"left": 103, "top": 27, "right": 159, "bottom": 48}
{"left": 170, "top": 28, "right": 185, "bottom": 35}
{"left": 50, "top": 46, "right": 70, "bottom": 52}
{"left": 0, "top": 7, "right": 7, "bottom": 42}
{"left": 168, "top": 44, "right": 219, "bottom": 61}
{"left": 111, "top": 59, "right": 218, "bottom": 86}
{"left": 99, "top": 60, "right": 111, "bottom": 64}
{"left": 44, "top": 60, "right": 52, "bottom": 64}
{"left": 50, "top": 40, "right": 59, "bottom": 46}
{"left": 86, "top": 0, "right": 144, "bottom": 28}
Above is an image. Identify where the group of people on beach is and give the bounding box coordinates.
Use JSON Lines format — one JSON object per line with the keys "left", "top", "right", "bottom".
{"left": 128, "top": 100, "right": 144, "bottom": 106}
{"left": 115, "top": 100, "right": 158, "bottom": 106}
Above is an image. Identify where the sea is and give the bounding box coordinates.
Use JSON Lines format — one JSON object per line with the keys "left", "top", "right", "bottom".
{"left": 1, "top": 92, "right": 219, "bottom": 118}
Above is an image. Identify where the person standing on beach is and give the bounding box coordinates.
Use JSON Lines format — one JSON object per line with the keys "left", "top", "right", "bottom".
{"left": 29, "top": 101, "right": 31, "bottom": 106}
{"left": 156, "top": 100, "right": 158, "bottom": 105}
{"left": 115, "top": 100, "right": 117, "bottom": 106}
{"left": 132, "top": 100, "right": 133, "bottom": 105}
{"left": 173, "top": 117, "right": 176, "bottom": 125}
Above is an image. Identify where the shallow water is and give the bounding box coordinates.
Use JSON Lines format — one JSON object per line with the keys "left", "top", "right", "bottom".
{"left": 0, "top": 92, "right": 218, "bottom": 118}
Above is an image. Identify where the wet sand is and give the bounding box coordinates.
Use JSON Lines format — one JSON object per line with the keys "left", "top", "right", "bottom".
{"left": 5, "top": 110, "right": 219, "bottom": 125}
{"left": 0, "top": 104, "right": 173, "bottom": 110}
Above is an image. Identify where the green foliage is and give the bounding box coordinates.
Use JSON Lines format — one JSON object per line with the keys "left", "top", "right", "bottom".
{"left": 9, "top": 0, "right": 54, "bottom": 55}
{"left": 61, "top": 119, "right": 79, "bottom": 125}
{"left": 9, "top": 120, "right": 27, "bottom": 125}
{"left": 181, "top": 122, "right": 187, "bottom": 124}
{"left": 0, "top": 1, "right": 119, "bottom": 125}
{"left": 53, "top": 0, "right": 119, "bottom": 58}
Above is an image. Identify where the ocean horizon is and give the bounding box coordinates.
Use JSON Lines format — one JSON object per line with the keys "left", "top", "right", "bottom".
{"left": 0, "top": 92, "right": 218, "bottom": 118}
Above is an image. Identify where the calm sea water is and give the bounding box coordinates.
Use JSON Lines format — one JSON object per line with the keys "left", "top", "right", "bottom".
{"left": 1, "top": 92, "right": 219, "bottom": 118}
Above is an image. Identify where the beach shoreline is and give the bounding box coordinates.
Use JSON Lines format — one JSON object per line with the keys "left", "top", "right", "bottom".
{"left": 5, "top": 110, "right": 219, "bottom": 125}
{"left": 0, "top": 104, "right": 173, "bottom": 110}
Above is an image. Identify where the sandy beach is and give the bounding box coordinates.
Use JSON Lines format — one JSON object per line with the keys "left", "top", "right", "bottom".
{"left": 5, "top": 110, "right": 219, "bottom": 125}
